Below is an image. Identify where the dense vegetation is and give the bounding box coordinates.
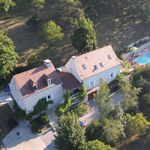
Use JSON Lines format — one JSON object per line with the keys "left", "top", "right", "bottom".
{"left": 0, "top": 1, "right": 150, "bottom": 149}
{"left": 0, "top": 30, "right": 18, "bottom": 79}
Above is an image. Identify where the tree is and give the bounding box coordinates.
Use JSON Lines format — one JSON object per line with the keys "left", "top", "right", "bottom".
{"left": 124, "top": 113, "right": 149, "bottom": 137}
{"left": 78, "top": 84, "right": 87, "bottom": 100}
{"left": 86, "top": 120, "right": 103, "bottom": 141}
{"left": 140, "top": 92, "right": 150, "bottom": 115}
{"left": 32, "top": 0, "right": 45, "bottom": 9}
{"left": 71, "top": 17, "right": 97, "bottom": 53}
{"left": 132, "top": 66, "right": 150, "bottom": 94}
{"left": 0, "top": 30, "right": 18, "bottom": 79}
{"left": 102, "top": 119, "right": 125, "bottom": 146}
{"left": 0, "top": 0, "right": 15, "bottom": 12}
{"left": 119, "top": 79, "right": 140, "bottom": 114}
{"left": 41, "top": 21, "right": 64, "bottom": 44}
{"left": 32, "top": 0, "right": 45, "bottom": 16}
{"left": 86, "top": 119, "right": 125, "bottom": 146}
{"left": 86, "top": 140, "right": 115, "bottom": 150}
{"left": 95, "top": 81, "right": 114, "bottom": 119}
{"left": 55, "top": 112, "right": 86, "bottom": 150}
{"left": 53, "top": 0, "right": 85, "bottom": 29}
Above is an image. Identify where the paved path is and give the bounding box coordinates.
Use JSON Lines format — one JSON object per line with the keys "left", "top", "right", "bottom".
{"left": 2, "top": 121, "right": 55, "bottom": 150}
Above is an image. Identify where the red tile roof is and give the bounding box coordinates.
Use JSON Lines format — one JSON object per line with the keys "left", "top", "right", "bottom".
{"left": 67, "top": 45, "right": 121, "bottom": 80}
{"left": 13, "top": 63, "right": 62, "bottom": 97}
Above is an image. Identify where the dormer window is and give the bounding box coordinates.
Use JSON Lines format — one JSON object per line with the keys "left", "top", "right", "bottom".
{"left": 47, "top": 79, "right": 52, "bottom": 86}
{"left": 33, "top": 85, "right": 38, "bottom": 91}
{"left": 99, "top": 63, "right": 104, "bottom": 67}
{"left": 94, "top": 65, "right": 98, "bottom": 70}
{"left": 108, "top": 55, "right": 112, "bottom": 60}
{"left": 82, "top": 64, "right": 87, "bottom": 70}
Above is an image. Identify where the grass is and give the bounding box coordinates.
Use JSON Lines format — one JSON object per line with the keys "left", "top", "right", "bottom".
{"left": 0, "top": 0, "right": 149, "bottom": 72}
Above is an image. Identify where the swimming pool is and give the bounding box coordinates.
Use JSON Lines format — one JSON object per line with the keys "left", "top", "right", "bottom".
{"left": 134, "top": 52, "right": 150, "bottom": 64}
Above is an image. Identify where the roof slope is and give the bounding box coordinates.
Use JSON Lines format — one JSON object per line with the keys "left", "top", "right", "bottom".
{"left": 59, "top": 72, "right": 81, "bottom": 90}
{"left": 13, "top": 63, "right": 62, "bottom": 97}
{"left": 68, "top": 45, "right": 121, "bottom": 80}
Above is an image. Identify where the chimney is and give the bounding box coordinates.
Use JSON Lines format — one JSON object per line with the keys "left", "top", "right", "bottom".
{"left": 44, "top": 59, "right": 51, "bottom": 68}
{"left": 71, "top": 56, "right": 76, "bottom": 59}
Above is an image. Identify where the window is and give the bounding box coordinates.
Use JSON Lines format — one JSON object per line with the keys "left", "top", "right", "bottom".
{"left": 33, "top": 85, "right": 38, "bottom": 91}
{"left": 110, "top": 72, "right": 115, "bottom": 78}
{"left": 108, "top": 55, "right": 112, "bottom": 60}
{"left": 89, "top": 81, "right": 95, "bottom": 89}
{"left": 47, "top": 94, "right": 53, "bottom": 100}
{"left": 82, "top": 64, "right": 87, "bottom": 70}
{"left": 99, "top": 63, "right": 104, "bottom": 67}
{"left": 93, "top": 65, "right": 98, "bottom": 70}
{"left": 47, "top": 79, "right": 52, "bottom": 86}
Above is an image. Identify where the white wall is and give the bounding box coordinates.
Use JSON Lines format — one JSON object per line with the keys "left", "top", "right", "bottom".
{"left": 23, "top": 84, "right": 64, "bottom": 113}
{"left": 65, "top": 58, "right": 82, "bottom": 82}
{"left": 9, "top": 78, "right": 26, "bottom": 110}
{"left": 83, "top": 65, "right": 121, "bottom": 90}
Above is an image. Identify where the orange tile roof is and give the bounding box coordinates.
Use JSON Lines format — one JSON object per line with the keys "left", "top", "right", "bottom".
{"left": 13, "top": 62, "right": 62, "bottom": 97}
{"left": 70, "top": 45, "right": 121, "bottom": 80}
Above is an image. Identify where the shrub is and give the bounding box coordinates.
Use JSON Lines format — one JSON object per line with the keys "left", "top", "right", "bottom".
{"left": 41, "top": 114, "right": 49, "bottom": 124}
{"left": 74, "top": 103, "right": 88, "bottom": 117}
{"left": 34, "top": 98, "right": 48, "bottom": 114}
{"left": 55, "top": 92, "right": 72, "bottom": 116}
{"left": 31, "top": 113, "right": 49, "bottom": 133}
{"left": 78, "top": 84, "right": 87, "bottom": 100}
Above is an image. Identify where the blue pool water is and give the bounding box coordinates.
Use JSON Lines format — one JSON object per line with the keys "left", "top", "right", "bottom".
{"left": 134, "top": 52, "right": 150, "bottom": 64}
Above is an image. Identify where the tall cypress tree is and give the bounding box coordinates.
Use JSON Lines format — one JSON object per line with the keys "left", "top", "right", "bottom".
{"left": 71, "top": 17, "right": 97, "bottom": 53}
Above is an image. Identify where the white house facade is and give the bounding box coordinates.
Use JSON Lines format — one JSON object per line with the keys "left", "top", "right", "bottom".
{"left": 9, "top": 45, "right": 121, "bottom": 112}
{"left": 9, "top": 60, "right": 64, "bottom": 113}
{"left": 65, "top": 45, "right": 121, "bottom": 99}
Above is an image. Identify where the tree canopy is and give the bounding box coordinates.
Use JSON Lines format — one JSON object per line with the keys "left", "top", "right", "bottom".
{"left": 124, "top": 113, "right": 149, "bottom": 137}
{"left": 0, "top": 30, "right": 18, "bottom": 79}
{"left": 95, "top": 81, "right": 114, "bottom": 119}
{"left": 71, "top": 17, "right": 97, "bottom": 53}
{"left": 119, "top": 78, "right": 140, "bottom": 114}
{"left": 41, "top": 20, "right": 64, "bottom": 43}
{"left": 32, "top": 0, "right": 45, "bottom": 9}
{"left": 86, "top": 140, "right": 115, "bottom": 150}
{"left": 102, "top": 119, "right": 125, "bottom": 146}
{"left": 0, "top": 0, "right": 15, "bottom": 12}
{"left": 55, "top": 112, "right": 86, "bottom": 150}
{"left": 52, "top": 0, "right": 85, "bottom": 29}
